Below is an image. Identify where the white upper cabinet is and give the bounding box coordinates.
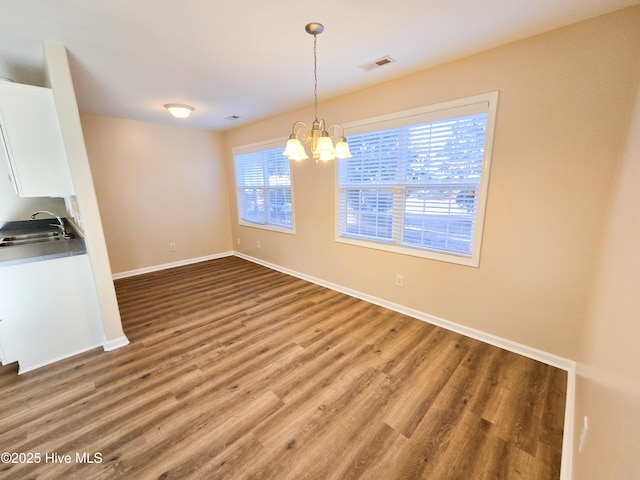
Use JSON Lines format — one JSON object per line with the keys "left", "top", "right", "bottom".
{"left": 0, "top": 81, "right": 75, "bottom": 197}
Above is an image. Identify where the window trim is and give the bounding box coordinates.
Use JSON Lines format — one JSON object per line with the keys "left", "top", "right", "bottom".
{"left": 233, "top": 137, "right": 296, "bottom": 235}
{"left": 334, "top": 91, "right": 499, "bottom": 267}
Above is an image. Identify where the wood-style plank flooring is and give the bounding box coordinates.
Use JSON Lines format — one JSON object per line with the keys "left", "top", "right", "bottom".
{"left": 0, "top": 256, "right": 566, "bottom": 479}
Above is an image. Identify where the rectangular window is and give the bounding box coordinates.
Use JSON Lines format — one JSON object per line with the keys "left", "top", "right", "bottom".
{"left": 234, "top": 142, "right": 294, "bottom": 232}
{"left": 337, "top": 92, "right": 498, "bottom": 266}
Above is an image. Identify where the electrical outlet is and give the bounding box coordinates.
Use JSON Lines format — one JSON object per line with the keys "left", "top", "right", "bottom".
{"left": 169, "top": 243, "right": 176, "bottom": 251}
{"left": 256, "top": 240, "right": 261, "bottom": 249}
{"left": 237, "top": 237, "right": 241, "bottom": 245}
{"left": 395, "top": 274, "right": 404, "bottom": 287}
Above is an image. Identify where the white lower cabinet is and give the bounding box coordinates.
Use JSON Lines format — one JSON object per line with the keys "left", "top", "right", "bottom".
{"left": 0, "top": 254, "right": 105, "bottom": 373}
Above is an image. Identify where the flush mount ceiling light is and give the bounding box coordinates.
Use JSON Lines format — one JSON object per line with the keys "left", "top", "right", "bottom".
{"left": 282, "top": 22, "right": 351, "bottom": 163}
{"left": 164, "top": 103, "right": 194, "bottom": 119}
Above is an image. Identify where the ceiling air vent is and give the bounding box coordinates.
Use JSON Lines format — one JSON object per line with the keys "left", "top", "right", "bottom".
{"left": 225, "top": 115, "right": 241, "bottom": 121}
{"left": 358, "top": 55, "right": 396, "bottom": 72}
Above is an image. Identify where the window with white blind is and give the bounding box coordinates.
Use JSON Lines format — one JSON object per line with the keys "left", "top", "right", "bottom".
{"left": 337, "top": 92, "right": 498, "bottom": 266}
{"left": 234, "top": 142, "right": 294, "bottom": 232}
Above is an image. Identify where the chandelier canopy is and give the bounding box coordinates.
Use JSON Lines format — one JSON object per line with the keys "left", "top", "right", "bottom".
{"left": 282, "top": 23, "right": 352, "bottom": 163}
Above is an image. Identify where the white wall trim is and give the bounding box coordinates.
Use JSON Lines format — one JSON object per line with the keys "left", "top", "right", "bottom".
{"left": 103, "top": 336, "right": 130, "bottom": 351}
{"left": 561, "top": 365, "right": 576, "bottom": 480}
{"left": 235, "top": 252, "right": 576, "bottom": 479}
{"left": 111, "top": 252, "right": 234, "bottom": 280}
{"left": 18, "top": 342, "right": 104, "bottom": 375}
{"left": 111, "top": 250, "right": 575, "bottom": 478}
{"left": 235, "top": 252, "right": 574, "bottom": 369}
{"left": 113, "top": 251, "right": 574, "bottom": 369}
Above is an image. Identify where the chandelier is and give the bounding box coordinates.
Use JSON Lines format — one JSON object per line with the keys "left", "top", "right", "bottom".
{"left": 282, "top": 22, "right": 352, "bottom": 163}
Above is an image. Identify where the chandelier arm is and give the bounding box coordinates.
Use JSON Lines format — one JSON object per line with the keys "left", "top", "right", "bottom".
{"left": 291, "top": 121, "right": 311, "bottom": 142}
{"left": 326, "top": 123, "right": 345, "bottom": 140}
{"left": 291, "top": 120, "right": 308, "bottom": 133}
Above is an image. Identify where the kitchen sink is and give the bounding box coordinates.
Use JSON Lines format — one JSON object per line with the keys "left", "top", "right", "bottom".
{"left": 0, "top": 231, "right": 73, "bottom": 247}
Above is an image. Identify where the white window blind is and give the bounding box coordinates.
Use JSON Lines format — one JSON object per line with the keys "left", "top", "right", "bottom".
{"left": 235, "top": 146, "right": 293, "bottom": 230}
{"left": 337, "top": 92, "right": 497, "bottom": 266}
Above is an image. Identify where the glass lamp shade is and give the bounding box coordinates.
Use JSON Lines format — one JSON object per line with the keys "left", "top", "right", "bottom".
{"left": 165, "top": 104, "right": 194, "bottom": 119}
{"left": 290, "top": 150, "right": 309, "bottom": 161}
{"left": 313, "top": 135, "right": 335, "bottom": 161}
{"left": 334, "top": 137, "right": 352, "bottom": 159}
{"left": 282, "top": 136, "right": 307, "bottom": 160}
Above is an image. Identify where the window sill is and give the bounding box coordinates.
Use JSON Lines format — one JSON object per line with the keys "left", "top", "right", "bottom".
{"left": 238, "top": 220, "right": 296, "bottom": 235}
{"left": 335, "top": 234, "right": 480, "bottom": 267}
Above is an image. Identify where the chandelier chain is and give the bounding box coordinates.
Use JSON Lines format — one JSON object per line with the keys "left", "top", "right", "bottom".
{"left": 313, "top": 32, "right": 318, "bottom": 121}
{"left": 282, "top": 23, "right": 351, "bottom": 162}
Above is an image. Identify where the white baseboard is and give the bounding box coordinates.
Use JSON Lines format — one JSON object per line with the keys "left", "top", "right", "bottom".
{"left": 110, "top": 250, "right": 576, "bottom": 367}
{"left": 112, "top": 252, "right": 234, "bottom": 280}
{"left": 109, "top": 250, "right": 575, "bottom": 479}
{"left": 235, "top": 252, "right": 574, "bottom": 369}
{"left": 235, "top": 252, "right": 576, "bottom": 480}
{"left": 103, "top": 335, "right": 130, "bottom": 351}
{"left": 18, "top": 342, "right": 105, "bottom": 375}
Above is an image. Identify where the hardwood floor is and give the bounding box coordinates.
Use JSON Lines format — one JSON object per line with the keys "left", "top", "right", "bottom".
{"left": 0, "top": 256, "right": 567, "bottom": 479}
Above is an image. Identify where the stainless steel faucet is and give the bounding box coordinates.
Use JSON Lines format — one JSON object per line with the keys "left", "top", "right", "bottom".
{"left": 30, "top": 211, "right": 70, "bottom": 238}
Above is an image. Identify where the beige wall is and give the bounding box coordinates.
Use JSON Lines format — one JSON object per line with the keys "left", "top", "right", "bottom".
{"left": 75, "top": 10, "right": 640, "bottom": 475}
{"left": 573, "top": 62, "right": 640, "bottom": 479}
{"left": 224, "top": 7, "right": 640, "bottom": 359}
{"left": 81, "top": 114, "right": 232, "bottom": 274}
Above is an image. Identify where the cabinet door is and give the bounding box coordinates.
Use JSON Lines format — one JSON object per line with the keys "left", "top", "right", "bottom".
{"left": 0, "top": 82, "right": 74, "bottom": 197}
{"left": 0, "top": 255, "right": 105, "bottom": 373}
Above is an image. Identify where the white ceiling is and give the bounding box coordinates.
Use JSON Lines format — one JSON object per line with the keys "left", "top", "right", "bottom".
{"left": 1, "top": 0, "right": 638, "bottom": 131}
